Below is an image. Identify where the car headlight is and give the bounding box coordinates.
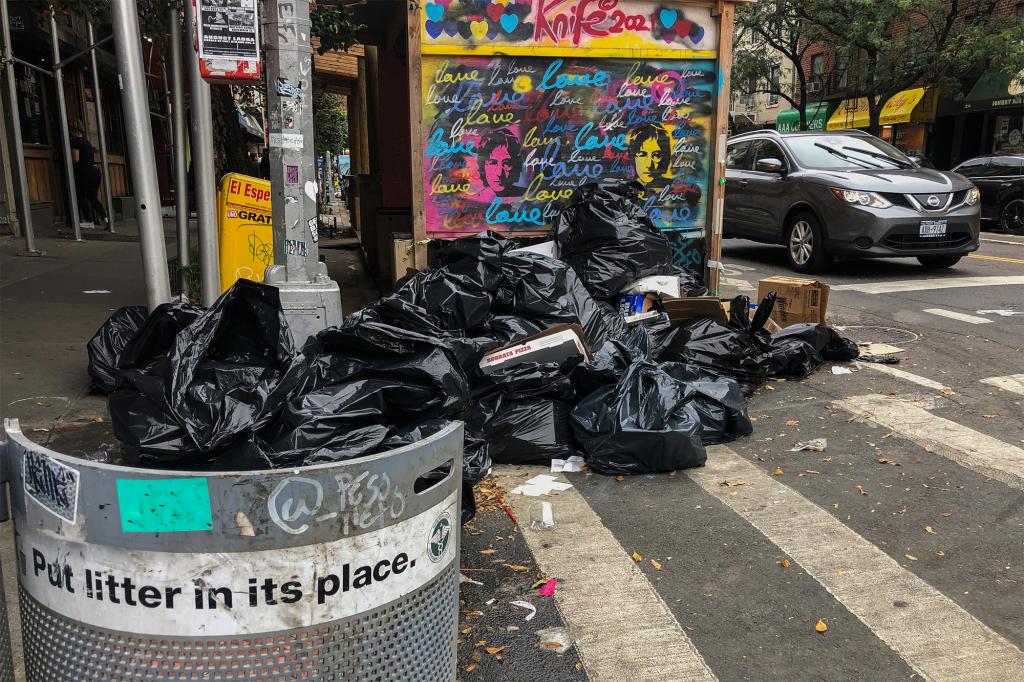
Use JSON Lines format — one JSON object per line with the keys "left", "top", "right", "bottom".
{"left": 830, "top": 188, "right": 892, "bottom": 209}
{"left": 965, "top": 186, "right": 980, "bottom": 206}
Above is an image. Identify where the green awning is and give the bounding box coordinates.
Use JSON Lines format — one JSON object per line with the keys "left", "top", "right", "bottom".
{"left": 776, "top": 102, "right": 834, "bottom": 132}
{"left": 964, "top": 69, "right": 1024, "bottom": 111}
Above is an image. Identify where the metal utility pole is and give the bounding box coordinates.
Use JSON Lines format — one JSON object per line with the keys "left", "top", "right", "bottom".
{"left": 110, "top": 0, "right": 171, "bottom": 308}
{"left": 87, "top": 22, "right": 116, "bottom": 233}
{"left": 168, "top": 6, "right": 189, "bottom": 267}
{"left": 50, "top": 12, "right": 82, "bottom": 241}
{"left": 263, "top": 0, "right": 342, "bottom": 346}
{"left": 0, "top": 0, "right": 39, "bottom": 254}
{"left": 183, "top": 0, "right": 220, "bottom": 305}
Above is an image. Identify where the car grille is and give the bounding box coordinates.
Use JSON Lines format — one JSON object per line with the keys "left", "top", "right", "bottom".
{"left": 910, "top": 192, "right": 951, "bottom": 209}
{"left": 950, "top": 189, "right": 969, "bottom": 205}
{"left": 879, "top": 192, "right": 913, "bottom": 208}
{"left": 882, "top": 190, "right": 970, "bottom": 211}
{"left": 882, "top": 232, "right": 972, "bottom": 250}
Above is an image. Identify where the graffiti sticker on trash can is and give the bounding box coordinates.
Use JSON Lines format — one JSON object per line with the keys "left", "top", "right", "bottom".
{"left": 428, "top": 512, "right": 453, "bottom": 563}
{"left": 24, "top": 451, "right": 79, "bottom": 524}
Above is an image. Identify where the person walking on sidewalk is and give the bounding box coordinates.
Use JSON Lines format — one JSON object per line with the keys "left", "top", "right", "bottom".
{"left": 70, "top": 120, "right": 107, "bottom": 228}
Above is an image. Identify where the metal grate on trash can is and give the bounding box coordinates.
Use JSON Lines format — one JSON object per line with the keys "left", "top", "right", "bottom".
{"left": 1, "top": 418, "right": 463, "bottom": 681}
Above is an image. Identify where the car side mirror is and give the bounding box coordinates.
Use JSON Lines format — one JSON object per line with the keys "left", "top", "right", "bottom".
{"left": 756, "top": 158, "right": 785, "bottom": 174}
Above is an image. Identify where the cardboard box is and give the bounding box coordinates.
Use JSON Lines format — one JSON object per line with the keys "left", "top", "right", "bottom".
{"left": 662, "top": 297, "right": 730, "bottom": 325}
{"left": 757, "top": 276, "right": 830, "bottom": 326}
{"left": 479, "top": 324, "right": 589, "bottom": 374}
{"left": 393, "top": 237, "right": 414, "bottom": 284}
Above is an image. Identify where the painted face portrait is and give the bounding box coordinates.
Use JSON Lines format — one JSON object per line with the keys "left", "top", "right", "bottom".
{"left": 630, "top": 124, "right": 672, "bottom": 185}
{"left": 477, "top": 128, "right": 523, "bottom": 199}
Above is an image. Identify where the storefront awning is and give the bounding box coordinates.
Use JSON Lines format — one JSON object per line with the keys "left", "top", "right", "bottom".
{"left": 878, "top": 88, "right": 938, "bottom": 126}
{"left": 776, "top": 102, "right": 834, "bottom": 132}
{"left": 826, "top": 98, "right": 869, "bottom": 131}
{"left": 964, "top": 69, "right": 1024, "bottom": 111}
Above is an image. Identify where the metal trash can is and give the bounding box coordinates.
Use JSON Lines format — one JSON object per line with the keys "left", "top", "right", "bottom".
{"left": 1, "top": 418, "right": 462, "bottom": 681}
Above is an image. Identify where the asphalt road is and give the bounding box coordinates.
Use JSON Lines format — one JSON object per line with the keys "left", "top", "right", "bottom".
{"left": 461, "top": 231, "right": 1024, "bottom": 681}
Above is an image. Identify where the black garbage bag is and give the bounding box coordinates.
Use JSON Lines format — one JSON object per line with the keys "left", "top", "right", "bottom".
{"left": 110, "top": 281, "right": 301, "bottom": 464}
{"left": 568, "top": 339, "right": 644, "bottom": 397}
{"left": 660, "top": 363, "right": 753, "bottom": 444}
{"left": 764, "top": 323, "right": 860, "bottom": 379}
{"left": 118, "top": 301, "right": 204, "bottom": 372}
{"left": 87, "top": 305, "right": 148, "bottom": 393}
{"left": 551, "top": 181, "right": 674, "bottom": 299}
{"left": 465, "top": 363, "right": 578, "bottom": 465}
{"left": 570, "top": 361, "right": 706, "bottom": 475}
{"left": 658, "top": 295, "right": 774, "bottom": 389}
{"left": 673, "top": 266, "right": 709, "bottom": 297}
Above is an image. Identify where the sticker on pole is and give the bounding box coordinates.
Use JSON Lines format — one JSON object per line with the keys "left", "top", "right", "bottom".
{"left": 24, "top": 451, "right": 80, "bottom": 524}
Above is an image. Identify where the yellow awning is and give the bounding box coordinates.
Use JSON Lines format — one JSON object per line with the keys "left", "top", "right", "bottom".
{"left": 826, "top": 98, "right": 869, "bottom": 131}
{"left": 879, "top": 88, "right": 935, "bottom": 125}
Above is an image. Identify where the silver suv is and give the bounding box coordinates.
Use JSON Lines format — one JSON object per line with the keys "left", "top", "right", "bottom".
{"left": 723, "top": 130, "right": 981, "bottom": 272}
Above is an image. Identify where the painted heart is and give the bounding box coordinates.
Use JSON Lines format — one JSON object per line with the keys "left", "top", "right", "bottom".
{"left": 447, "top": 19, "right": 463, "bottom": 37}
{"left": 435, "top": 0, "right": 452, "bottom": 7}
{"left": 689, "top": 25, "right": 705, "bottom": 43}
{"left": 659, "top": 8, "right": 677, "bottom": 29}
{"left": 662, "top": 31, "right": 676, "bottom": 44}
{"left": 470, "top": 19, "right": 489, "bottom": 40}
{"left": 425, "top": 2, "right": 445, "bottom": 22}
{"left": 674, "top": 18, "right": 692, "bottom": 38}
{"left": 488, "top": 23, "right": 500, "bottom": 39}
{"left": 499, "top": 12, "right": 519, "bottom": 32}
{"left": 486, "top": 3, "right": 504, "bottom": 21}
{"left": 425, "top": 19, "right": 444, "bottom": 39}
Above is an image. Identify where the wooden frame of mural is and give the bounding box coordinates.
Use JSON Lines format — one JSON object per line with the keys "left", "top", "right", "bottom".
{"left": 408, "top": 0, "right": 739, "bottom": 292}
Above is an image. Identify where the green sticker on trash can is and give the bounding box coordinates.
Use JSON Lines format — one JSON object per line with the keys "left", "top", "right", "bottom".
{"left": 116, "top": 478, "right": 214, "bottom": 533}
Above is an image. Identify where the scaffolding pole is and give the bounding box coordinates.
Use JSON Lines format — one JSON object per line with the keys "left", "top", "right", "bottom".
{"left": 87, "top": 22, "right": 116, "bottom": 233}
{"left": 0, "top": 0, "right": 39, "bottom": 254}
{"left": 183, "top": 0, "right": 220, "bottom": 305}
{"left": 168, "top": 6, "right": 189, "bottom": 267}
{"left": 50, "top": 12, "right": 83, "bottom": 241}
{"left": 110, "top": 0, "right": 171, "bottom": 308}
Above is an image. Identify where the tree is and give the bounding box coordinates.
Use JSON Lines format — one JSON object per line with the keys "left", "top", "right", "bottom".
{"left": 799, "top": 0, "right": 1024, "bottom": 135}
{"left": 732, "top": 0, "right": 824, "bottom": 130}
{"left": 314, "top": 92, "right": 348, "bottom": 156}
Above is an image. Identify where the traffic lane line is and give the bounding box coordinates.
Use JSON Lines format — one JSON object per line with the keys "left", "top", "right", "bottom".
{"left": 835, "top": 394, "right": 1024, "bottom": 491}
{"left": 690, "top": 446, "right": 1024, "bottom": 682}
{"left": 922, "top": 308, "right": 994, "bottom": 324}
{"left": 980, "top": 374, "right": 1024, "bottom": 395}
{"left": 968, "top": 254, "right": 1024, "bottom": 264}
{"left": 496, "top": 466, "right": 718, "bottom": 682}
{"left": 857, "top": 363, "right": 952, "bottom": 392}
{"left": 832, "top": 276, "right": 1024, "bottom": 294}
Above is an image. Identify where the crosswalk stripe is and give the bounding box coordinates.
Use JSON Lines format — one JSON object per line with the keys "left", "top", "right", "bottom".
{"left": 858, "top": 363, "right": 952, "bottom": 392}
{"left": 495, "top": 466, "right": 718, "bottom": 682}
{"left": 922, "top": 308, "right": 993, "bottom": 324}
{"left": 832, "top": 275, "right": 1024, "bottom": 294}
{"left": 836, "top": 394, "right": 1024, "bottom": 490}
{"left": 690, "top": 446, "right": 1024, "bottom": 682}
{"left": 980, "top": 374, "right": 1024, "bottom": 395}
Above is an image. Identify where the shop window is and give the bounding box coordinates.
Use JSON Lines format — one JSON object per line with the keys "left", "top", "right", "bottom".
{"left": 15, "top": 63, "right": 48, "bottom": 145}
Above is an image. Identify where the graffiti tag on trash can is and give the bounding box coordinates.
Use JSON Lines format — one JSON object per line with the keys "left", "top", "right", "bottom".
{"left": 24, "top": 451, "right": 80, "bottom": 524}
{"left": 268, "top": 471, "right": 407, "bottom": 535}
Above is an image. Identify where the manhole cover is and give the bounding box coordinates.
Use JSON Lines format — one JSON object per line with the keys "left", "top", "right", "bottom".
{"left": 835, "top": 325, "right": 920, "bottom": 345}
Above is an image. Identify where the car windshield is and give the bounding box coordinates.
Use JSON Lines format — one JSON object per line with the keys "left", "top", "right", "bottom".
{"left": 785, "top": 135, "right": 915, "bottom": 170}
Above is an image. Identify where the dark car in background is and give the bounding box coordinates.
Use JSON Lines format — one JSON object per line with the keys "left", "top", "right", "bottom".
{"left": 952, "top": 154, "right": 1024, "bottom": 234}
{"left": 723, "top": 130, "right": 981, "bottom": 273}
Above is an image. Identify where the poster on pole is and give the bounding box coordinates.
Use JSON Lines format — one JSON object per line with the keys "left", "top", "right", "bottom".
{"left": 197, "top": 0, "right": 259, "bottom": 59}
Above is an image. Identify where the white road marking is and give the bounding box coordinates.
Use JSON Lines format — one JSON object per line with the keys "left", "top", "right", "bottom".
{"left": 922, "top": 308, "right": 993, "bottom": 324}
{"left": 832, "top": 275, "right": 1024, "bottom": 294}
{"left": 977, "top": 309, "right": 1024, "bottom": 317}
{"left": 495, "top": 466, "right": 718, "bottom": 682}
{"left": 980, "top": 374, "right": 1024, "bottom": 395}
{"left": 980, "top": 238, "right": 1024, "bottom": 246}
{"left": 721, "top": 276, "right": 755, "bottom": 291}
{"left": 858, "top": 363, "right": 952, "bottom": 392}
{"left": 836, "top": 394, "right": 1024, "bottom": 490}
{"left": 691, "top": 446, "right": 1024, "bottom": 682}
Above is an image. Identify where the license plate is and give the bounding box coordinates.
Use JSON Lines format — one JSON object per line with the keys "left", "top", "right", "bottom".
{"left": 919, "top": 219, "right": 947, "bottom": 237}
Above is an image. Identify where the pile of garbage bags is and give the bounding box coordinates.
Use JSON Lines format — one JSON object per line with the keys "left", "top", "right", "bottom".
{"left": 88, "top": 179, "right": 857, "bottom": 522}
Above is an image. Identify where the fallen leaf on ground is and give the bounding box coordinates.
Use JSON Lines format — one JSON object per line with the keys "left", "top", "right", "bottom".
{"left": 925, "top": 526, "right": 935, "bottom": 534}
{"left": 93, "top": 416, "right": 104, "bottom": 423}
{"left": 720, "top": 479, "right": 749, "bottom": 487}
{"left": 924, "top": 446, "right": 935, "bottom": 453}
{"left": 982, "top": 414, "right": 997, "bottom": 419}
{"left": 474, "top": 640, "right": 486, "bottom": 648}
{"left": 905, "top": 554, "right": 918, "bottom": 561}
{"left": 882, "top": 432, "right": 893, "bottom": 439}
{"left": 779, "top": 559, "right": 791, "bottom": 569}
{"left": 464, "top": 610, "right": 485, "bottom": 617}
{"left": 785, "top": 419, "right": 799, "bottom": 426}
{"left": 937, "top": 551, "right": 945, "bottom": 557}
{"left": 877, "top": 457, "right": 900, "bottom": 466}
{"left": 504, "top": 564, "right": 531, "bottom": 572}
{"left": 466, "top": 663, "right": 478, "bottom": 673}
{"left": 855, "top": 485, "right": 869, "bottom": 496}
{"left": 815, "top": 619, "right": 827, "bottom": 633}
{"left": 650, "top": 559, "right": 663, "bottom": 571}
{"left": 485, "top": 646, "right": 506, "bottom": 655}
{"left": 615, "top": 476, "right": 625, "bottom": 482}
{"left": 774, "top": 467, "right": 784, "bottom": 476}
{"left": 941, "top": 512, "right": 952, "bottom": 517}
{"left": 531, "top": 579, "right": 547, "bottom": 589}
{"left": 539, "top": 641, "right": 565, "bottom": 650}
{"left": 480, "top": 549, "right": 496, "bottom": 555}
{"left": 631, "top": 551, "right": 643, "bottom": 562}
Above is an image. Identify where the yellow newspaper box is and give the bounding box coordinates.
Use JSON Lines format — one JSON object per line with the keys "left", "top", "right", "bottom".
{"left": 218, "top": 173, "right": 273, "bottom": 292}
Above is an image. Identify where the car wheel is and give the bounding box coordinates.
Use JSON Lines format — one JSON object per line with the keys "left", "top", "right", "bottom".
{"left": 785, "top": 213, "right": 831, "bottom": 273}
{"left": 917, "top": 255, "right": 962, "bottom": 268}
{"left": 1000, "top": 199, "right": 1024, "bottom": 235}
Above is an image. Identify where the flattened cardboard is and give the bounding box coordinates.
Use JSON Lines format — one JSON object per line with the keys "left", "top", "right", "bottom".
{"left": 758, "top": 276, "right": 830, "bottom": 326}
{"left": 662, "top": 297, "right": 729, "bottom": 325}
{"left": 479, "top": 323, "right": 588, "bottom": 374}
